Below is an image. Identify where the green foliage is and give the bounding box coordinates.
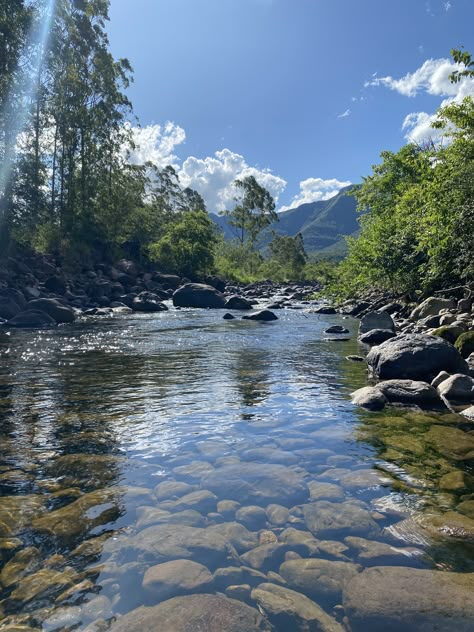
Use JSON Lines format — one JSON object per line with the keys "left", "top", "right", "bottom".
{"left": 222, "top": 176, "right": 277, "bottom": 246}
{"left": 148, "top": 210, "right": 217, "bottom": 278}
{"left": 267, "top": 232, "right": 307, "bottom": 280}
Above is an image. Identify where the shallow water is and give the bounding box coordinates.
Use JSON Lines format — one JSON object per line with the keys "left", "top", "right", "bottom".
{"left": 0, "top": 307, "right": 473, "bottom": 630}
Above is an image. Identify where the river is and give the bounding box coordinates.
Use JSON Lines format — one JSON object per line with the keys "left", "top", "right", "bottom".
{"left": 0, "top": 307, "right": 473, "bottom": 630}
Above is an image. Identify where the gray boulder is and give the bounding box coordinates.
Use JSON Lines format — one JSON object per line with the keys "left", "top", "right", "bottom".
{"left": 224, "top": 295, "right": 253, "bottom": 310}
{"left": 437, "top": 374, "right": 474, "bottom": 401}
{"left": 367, "top": 334, "right": 469, "bottom": 381}
{"left": 0, "top": 296, "right": 21, "bottom": 320}
{"left": 376, "top": 379, "right": 440, "bottom": 404}
{"left": 110, "top": 594, "right": 272, "bottom": 632}
{"left": 411, "top": 296, "right": 456, "bottom": 320}
{"left": 242, "top": 310, "right": 278, "bottom": 322}
{"left": 7, "top": 310, "right": 56, "bottom": 328}
{"left": 351, "top": 387, "right": 387, "bottom": 410}
{"left": 172, "top": 283, "right": 226, "bottom": 308}
{"left": 325, "top": 325, "right": 349, "bottom": 334}
{"left": 358, "top": 328, "right": 396, "bottom": 345}
{"left": 359, "top": 311, "right": 395, "bottom": 335}
{"left": 343, "top": 566, "right": 474, "bottom": 632}
{"left": 27, "top": 298, "right": 75, "bottom": 323}
{"left": 132, "top": 292, "right": 168, "bottom": 312}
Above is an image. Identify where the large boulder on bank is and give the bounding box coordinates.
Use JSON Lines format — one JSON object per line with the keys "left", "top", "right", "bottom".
{"left": 242, "top": 310, "right": 278, "bottom": 322}
{"left": 224, "top": 295, "right": 253, "bottom": 310}
{"left": 367, "top": 334, "right": 469, "bottom": 381}
{"left": 410, "top": 296, "right": 456, "bottom": 320}
{"left": 109, "top": 594, "right": 272, "bottom": 632}
{"left": 343, "top": 566, "right": 474, "bottom": 632}
{"left": 455, "top": 332, "right": 474, "bottom": 359}
{"left": 172, "top": 283, "right": 226, "bottom": 309}
{"left": 26, "top": 298, "right": 75, "bottom": 323}
{"left": 351, "top": 387, "right": 387, "bottom": 410}
{"left": 359, "top": 311, "right": 395, "bottom": 335}
{"left": 437, "top": 374, "right": 474, "bottom": 401}
{"left": 132, "top": 292, "right": 168, "bottom": 313}
{"left": 358, "top": 329, "right": 396, "bottom": 346}
{"left": 6, "top": 310, "right": 56, "bottom": 328}
{"left": 376, "top": 379, "right": 440, "bottom": 404}
{"left": 0, "top": 296, "right": 21, "bottom": 320}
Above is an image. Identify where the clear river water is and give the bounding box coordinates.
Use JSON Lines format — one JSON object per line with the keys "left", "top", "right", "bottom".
{"left": 0, "top": 306, "right": 473, "bottom": 631}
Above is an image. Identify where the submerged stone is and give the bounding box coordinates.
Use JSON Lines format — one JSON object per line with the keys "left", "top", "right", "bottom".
{"left": 343, "top": 566, "right": 474, "bottom": 632}
{"left": 142, "top": 559, "right": 213, "bottom": 601}
{"left": 109, "top": 594, "right": 273, "bottom": 631}
{"left": 303, "top": 501, "right": 379, "bottom": 538}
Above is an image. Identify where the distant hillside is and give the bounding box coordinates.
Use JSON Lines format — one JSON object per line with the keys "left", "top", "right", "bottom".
{"left": 210, "top": 185, "right": 360, "bottom": 257}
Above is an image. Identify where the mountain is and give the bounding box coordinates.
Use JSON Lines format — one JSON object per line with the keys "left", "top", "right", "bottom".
{"left": 209, "top": 185, "right": 360, "bottom": 257}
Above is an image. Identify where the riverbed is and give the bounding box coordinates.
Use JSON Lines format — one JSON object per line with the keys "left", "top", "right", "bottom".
{"left": 0, "top": 307, "right": 473, "bottom": 630}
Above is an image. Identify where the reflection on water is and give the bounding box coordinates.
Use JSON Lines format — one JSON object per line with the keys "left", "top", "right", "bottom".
{"left": 0, "top": 309, "right": 473, "bottom": 630}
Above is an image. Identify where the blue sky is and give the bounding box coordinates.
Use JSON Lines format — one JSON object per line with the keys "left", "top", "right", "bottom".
{"left": 107, "top": 0, "right": 474, "bottom": 212}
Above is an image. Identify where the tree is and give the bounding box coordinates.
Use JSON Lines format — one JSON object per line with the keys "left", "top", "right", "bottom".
{"left": 149, "top": 210, "right": 217, "bottom": 278}
{"left": 223, "top": 175, "right": 277, "bottom": 246}
{"left": 268, "top": 233, "right": 308, "bottom": 279}
{"left": 449, "top": 48, "right": 474, "bottom": 83}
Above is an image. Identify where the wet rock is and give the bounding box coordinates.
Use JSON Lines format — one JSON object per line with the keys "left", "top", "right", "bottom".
{"left": 339, "top": 469, "right": 390, "bottom": 491}
{"left": 411, "top": 297, "right": 456, "bottom": 320}
{"left": 454, "top": 331, "right": 474, "bottom": 358}
{"left": 242, "top": 310, "right": 278, "bottom": 322}
{"left": 81, "top": 595, "right": 113, "bottom": 622}
{"left": 251, "top": 583, "right": 345, "bottom": 632}
{"left": 202, "top": 463, "right": 309, "bottom": 506}
{"left": 346, "top": 355, "right": 365, "bottom": 363}
{"left": 10, "top": 568, "right": 78, "bottom": 602}
{"left": 142, "top": 559, "right": 213, "bottom": 600}
{"left": 259, "top": 530, "right": 278, "bottom": 545}
{"left": 359, "top": 311, "right": 395, "bottom": 335}
{"left": 343, "top": 566, "right": 474, "bottom": 632}
{"left": 344, "top": 537, "right": 423, "bottom": 565}
{"left": 241, "top": 543, "right": 291, "bottom": 571}
{"left": 278, "top": 528, "right": 320, "bottom": 556}
{"left": 224, "top": 295, "right": 253, "bottom": 310}
{"left": 358, "top": 328, "right": 396, "bottom": 345}
{"left": 458, "top": 500, "right": 474, "bottom": 519}
{"left": 31, "top": 489, "right": 121, "bottom": 539}
{"left": 46, "top": 453, "right": 124, "bottom": 488}
{"left": 173, "top": 460, "right": 215, "bottom": 479}
{"left": 206, "top": 522, "right": 259, "bottom": 554}
{"left": 313, "top": 306, "right": 336, "bottom": 314}
{"left": 424, "top": 425, "right": 474, "bottom": 460}
{"left": 7, "top": 309, "right": 56, "bottom": 328}
{"left": 437, "top": 373, "right": 474, "bottom": 401}
{"left": 105, "top": 524, "right": 237, "bottom": 567}
{"left": 0, "top": 495, "right": 47, "bottom": 535}
{"left": 132, "top": 292, "right": 168, "bottom": 312}
{"left": 217, "top": 500, "right": 240, "bottom": 519}
{"left": 303, "top": 501, "right": 379, "bottom": 538}
{"left": 325, "top": 325, "right": 349, "bottom": 334}
{"left": 172, "top": 283, "right": 226, "bottom": 308}
{"left": 266, "top": 504, "right": 290, "bottom": 526}
{"left": 351, "top": 387, "right": 387, "bottom": 410}
{"left": 27, "top": 298, "right": 75, "bottom": 323}
{"left": 279, "top": 558, "right": 361, "bottom": 605}
{"left": 136, "top": 508, "right": 205, "bottom": 529}
{"left": 223, "top": 313, "right": 236, "bottom": 320}
{"left": 419, "top": 511, "right": 474, "bottom": 541}
{"left": 0, "top": 296, "right": 21, "bottom": 320}
{"left": 236, "top": 505, "right": 267, "bottom": 530}
{"left": 1, "top": 547, "right": 42, "bottom": 587}
{"left": 367, "top": 334, "right": 469, "bottom": 381}
{"left": 376, "top": 379, "right": 440, "bottom": 404}
{"left": 109, "top": 594, "right": 273, "bottom": 631}
{"left": 439, "top": 470, "right": 473, "bottom": 491}
{"left": 154, "top": 480, "right": 197, "bottom": 500}
{"left": 162, "top": 490, "right": 218, "bottom": 514}
{"left": 213, "top": 565, "right": 267, "bottom": 589}
{"left": 225, "top": 584, "right": 252, "bottom": 600}
{"left": 241, "top": 447, "right": 298, "bottom": 465}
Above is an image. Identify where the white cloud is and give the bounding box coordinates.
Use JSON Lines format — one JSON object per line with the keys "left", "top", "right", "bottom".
{"left": 179, "top": 148, "right": 287, "bottom": 213}
{"left": 337, "top": 108, "right": 351, "bottom": 118}
{"left": 365, "top": 57, "right": 474, "bottom": 143}
{"left": 444, "top": 1, "right": 452, "bottom": 10}
{"left": 279, "top": 177, "right": 352, "bottom": 212}
{"left": 126, "top": 122, "right": 186, "bottom": 169}
{"left": 365, "top": 58, "right": 464, "bottom": 97}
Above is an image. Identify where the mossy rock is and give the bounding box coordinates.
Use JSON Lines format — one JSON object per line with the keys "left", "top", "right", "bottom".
{"left": 431, "top": 325, "right": 465, "bottom": 345}
{"left": 455, "top": 331, "right": 474, "bottom": 358}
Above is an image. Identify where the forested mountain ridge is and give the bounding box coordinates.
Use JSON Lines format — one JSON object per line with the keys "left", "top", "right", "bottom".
{"left": 210, "top": 185, "right": 359, "bottom": 255}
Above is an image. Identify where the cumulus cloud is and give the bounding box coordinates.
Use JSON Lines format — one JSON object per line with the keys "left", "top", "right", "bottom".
{"left": 279, "top": 177, "right": 352, "bottom": 212}
{"left": 365, "top": 57, "right": 474, "bottom": 143}
{"left": 179, "top": 148, "right": 287, "bottom": 213}
{"left": 126, "top": 122, "right": 186, "bottom": 169}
